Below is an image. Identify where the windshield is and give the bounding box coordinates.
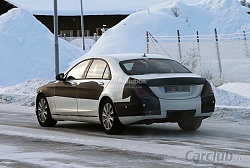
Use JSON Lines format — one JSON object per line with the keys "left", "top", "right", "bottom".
{"left": 120, "top": 58, "right": 191, "bottom": 75}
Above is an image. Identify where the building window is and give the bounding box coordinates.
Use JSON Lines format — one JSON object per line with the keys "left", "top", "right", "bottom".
{"left": 77, "top": 30, "right": 90, "bottom": 37}
{"left": 96, "top": 27, "right": 109, "bottom": 36}
{"left": 60, "top": 30, "right": 73, "bottom": 37}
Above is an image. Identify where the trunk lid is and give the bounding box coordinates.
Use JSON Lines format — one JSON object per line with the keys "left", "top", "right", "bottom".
{"left": 131, "top": 73, "right": 205, "bottom": 100}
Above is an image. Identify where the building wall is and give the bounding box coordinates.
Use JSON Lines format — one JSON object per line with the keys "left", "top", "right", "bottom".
{"left": 1, "top": 0, "right": 128, "bottom": 37}
{"left": 36, "top": 15, "right": 127, "bottom": 37}
{"left": 0, "top": 0, "right": 15, "bottom": 15}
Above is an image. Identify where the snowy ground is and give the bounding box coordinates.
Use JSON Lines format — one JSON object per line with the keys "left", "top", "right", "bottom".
{"left": 0, "top": 103, "right": 250, "bottom": 167}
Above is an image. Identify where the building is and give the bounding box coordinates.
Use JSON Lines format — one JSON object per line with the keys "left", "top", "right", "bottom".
{"left": 0, "top": 0, "right": 169, "bottom": 37}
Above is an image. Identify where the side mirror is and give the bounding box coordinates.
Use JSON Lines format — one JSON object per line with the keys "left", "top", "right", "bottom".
{"left": 56, "top": 73, "right": 65, "bottom": 81}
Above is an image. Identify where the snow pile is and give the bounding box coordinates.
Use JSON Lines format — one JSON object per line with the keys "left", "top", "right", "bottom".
{"left": 210, "top": 106, "right": 250, "bottom": 124}
{"left": 214, "top": 86, "right": 250, "bottom": 107}
{"left": 70, "top": 38, "right": 96, "bottom": 50}
{"left": 209, "top": 83, "right": 250, "bottom": 123}
{"left": 0, "top": 79, "right": 50, "bottom": 106}
{"left": 77, "top": 0, "right": 250, "bottom": 60}
{"left": 218, "top": 83, "right": 250, "bottom": 98}
{"left": 0, "top": 8, "right": 85, "bottom": 86}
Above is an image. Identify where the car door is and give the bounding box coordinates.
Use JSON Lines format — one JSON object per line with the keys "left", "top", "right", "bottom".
{"left": 54, "top": 59, "right": 91, "bottom": 116}
{"left": 77, "top": 59, "right": 111, "bottom": 117}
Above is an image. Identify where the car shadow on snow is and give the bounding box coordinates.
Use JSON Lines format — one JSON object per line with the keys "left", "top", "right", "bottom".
{"left": 54, "top": 122, "right": 104, "bottom": 134}
{"left": 53, "top": 122, "right": 201, "bottom": 137}
{"left": 122, "top": 124, "right": 201, "bottom": 137}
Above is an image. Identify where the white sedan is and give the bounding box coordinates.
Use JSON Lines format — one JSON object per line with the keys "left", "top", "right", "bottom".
{"left": 36, "top": 53, "right": 215, "bottom": 134}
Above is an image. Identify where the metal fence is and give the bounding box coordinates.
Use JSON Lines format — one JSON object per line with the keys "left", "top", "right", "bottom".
{"left": 60, "top": 36, "right": 100, "bottom": 50}
{"left": 146, "top": 30, "right": 250, "bottom": 86}
{"left": 61, "top": 36, "right": 100, "bottom": 43}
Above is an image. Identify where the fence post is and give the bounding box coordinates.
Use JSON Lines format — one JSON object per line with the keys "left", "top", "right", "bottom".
{"left": 177, "top": 30, "right": 182, "bottom": 62}
{"left": 196, "top": 31, "right": 202, "bottom": 76}
{"left": 146, "top": 31, "right": 149, "bottom": 54}
{"left": 243, "top": 31, "right": 250, "bottom": 58}
{"left": 214, "top": 28, "right": 222, "bottom": 85}
{"left": 93, "top": 33, "right": 97, "bottom": 42}
{"left": 196, "top": 31, "right": 199, "bottom": 43}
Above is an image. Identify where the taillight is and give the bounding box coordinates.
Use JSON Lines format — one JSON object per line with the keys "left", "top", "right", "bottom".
{"left": 202, "top": 80, "right": 213, "bottom": 94}
{"left": 134, "top": 84, "right": 156, "bottom": 98}
{"left": 201, "top": 80, "right": 215, "bottom": 113}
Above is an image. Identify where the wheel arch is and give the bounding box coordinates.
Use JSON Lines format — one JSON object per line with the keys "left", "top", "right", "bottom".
{"left": 36, "top": 91, "right": 46, "bottom": 106}
{"left": 35, "top": 91, "right": 54, "bottom": 115}
{"left": 98, "top": 95, "right": 124, "bottom": 134}
{"left": 98, "top": 96, "right": 118, "bottom": 120}
{"left": 99, "top": 96, "right": 111, "bottom": 113}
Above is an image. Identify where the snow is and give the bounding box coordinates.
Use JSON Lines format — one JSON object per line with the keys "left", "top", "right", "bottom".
{"left": 0, "top": 144, "right": 85, "bottom": 168}
{"left": 0, "top": 110, "right": 249, "bottom": 167}
{"left": 218, "top": 83, "right": 250, "bottom": 98}
{"left": 0, "top": 8, "right": 85, "bottom": 86}
{"left": 81, "top": 0, "right": 250, "bottom": 58}
{"left": 70, "top": 38, "right": 96, "bottom": 50}
{"left": 0, "top": 79, "right": 50, "bottom": 106}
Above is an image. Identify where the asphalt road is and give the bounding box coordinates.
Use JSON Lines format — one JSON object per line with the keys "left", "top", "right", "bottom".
{"left": 0, "top": 105, "right": 249, "bottom": 168}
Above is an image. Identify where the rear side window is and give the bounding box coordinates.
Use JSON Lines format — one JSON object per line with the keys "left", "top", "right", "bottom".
{"left": 120, "top": 58, "right": 191, "bottom": 75}
{"left": 103, "top": 66, "right": 111, "bottom": 79}
{"left": 86, "top": 59, "right": 111, "bottom": 79}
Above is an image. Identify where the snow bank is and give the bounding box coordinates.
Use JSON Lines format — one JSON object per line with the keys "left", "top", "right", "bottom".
{"left": 0, "top": 8, "right": 84, "bottom": 86}
{"left": 0, "top": 78, "right": 50, "bottom": 106}
{"left": 70, "top": 38, "right": 96, "bottom": 50}
{"left": 214, "top": 85, "right": 250, "bottom": 107}
{"left": 218, "top": 83, "right": 250, "bottom": 98}
{"left": 77, "top": 0, "right": 250, "bottom": 60}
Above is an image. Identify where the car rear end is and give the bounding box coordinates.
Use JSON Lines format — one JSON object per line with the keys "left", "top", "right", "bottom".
{"left": 142, "top": 75, "right": 215, "bottom": 122}
{"left": 118, "top": 56, "right": 215, "bottom": 124}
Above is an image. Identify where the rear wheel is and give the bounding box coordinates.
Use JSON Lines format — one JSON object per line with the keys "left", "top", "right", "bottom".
{"left": 178, "top": 118, "right": 202, "bottom": 131}
{"left": 36, "top": 95, "right": 57, "bottom": 127}
{"left": 100, "top": 99, "right": 124, "bottom": 135}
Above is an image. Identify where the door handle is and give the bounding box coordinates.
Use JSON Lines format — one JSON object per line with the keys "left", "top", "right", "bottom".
{"left": 98, "top": 82, "right": 104, "bottom": 86}
{"left": 71, "top": 82, "right": 77, "bottom": 86}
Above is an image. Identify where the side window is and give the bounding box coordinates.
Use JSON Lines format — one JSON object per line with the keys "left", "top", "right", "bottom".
{"left": 86, "top": 59, "right": 109, "bottom": 79}
{"left": 103, "top": 66, "right": 111, "bottom": 79}
{"left": 67, "top": 60, "right": 91, "bottom": 80}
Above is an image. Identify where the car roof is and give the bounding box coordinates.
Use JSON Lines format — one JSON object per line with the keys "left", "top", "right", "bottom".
{"left": 87, "top": 53, "right": 172, "bottom": 62}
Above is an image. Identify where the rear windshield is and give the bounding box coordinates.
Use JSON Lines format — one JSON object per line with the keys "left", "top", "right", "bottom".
{"left": 120, "top": 58, "right": 191, "bottom": 75}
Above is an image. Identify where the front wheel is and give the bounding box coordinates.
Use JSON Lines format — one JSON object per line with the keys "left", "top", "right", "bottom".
{"left": 36, "top": 95, "right": 57, "bottom": 127}
{"left": 178, "top": 118, "right": 202, "bottom": 131}
{"left": 100, "top": 99, "right": 124, "bottom": 135}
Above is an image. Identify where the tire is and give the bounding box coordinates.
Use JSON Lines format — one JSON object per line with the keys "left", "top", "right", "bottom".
{"left": 99, "top": 99, "right": 124, "bottom": 135}
{"left": 178, "top": 118, "right": 202, "bottom": 131}
{"left": 36, "top": 95, "right": 57, "bottom": 127}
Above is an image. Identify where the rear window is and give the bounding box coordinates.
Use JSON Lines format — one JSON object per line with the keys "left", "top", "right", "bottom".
{"left": 120, "top": 58, "right": 191, "bottom": 75}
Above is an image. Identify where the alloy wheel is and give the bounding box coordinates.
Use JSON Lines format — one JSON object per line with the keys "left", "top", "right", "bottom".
{"left": 37, "top": 98, "right": 48, "bottom": 123}
{"left": 102, "top": 103, "right": 114, "bottom": 130}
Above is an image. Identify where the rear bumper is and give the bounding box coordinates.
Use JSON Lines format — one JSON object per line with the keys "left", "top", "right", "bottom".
{"left": 117, "top": 96, "right": 214, "bottom": 125}
{"left": 159, "top": 97, "right": 213, "bottom": 120}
